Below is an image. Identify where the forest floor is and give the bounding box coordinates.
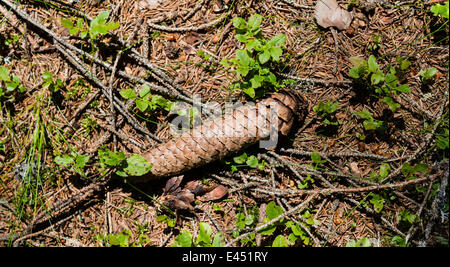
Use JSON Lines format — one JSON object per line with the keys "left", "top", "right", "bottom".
{"left": 0, "top": 0, "right": 448, "bottom": 247}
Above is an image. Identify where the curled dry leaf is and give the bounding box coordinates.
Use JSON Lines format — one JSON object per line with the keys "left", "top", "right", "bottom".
{"left": 164, "top": 175, "right": 184, "bottom": 194}
{"left": 177, "top": 189, "right": 195, "bottom": 204}
{"left": 200, "top": 185, "right": 228, "bottom": 201}
{"left": 314, "top": 0, "right": 353, "bottom": 30}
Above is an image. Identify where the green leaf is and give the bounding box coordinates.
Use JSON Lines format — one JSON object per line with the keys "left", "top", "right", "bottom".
{"left": 0, "top": 66, "right": 10, "bottom": 81}
{"left": 379, "top": 163, "right": 391, "bottom": 179}
{"left": 61, "top": 19, "right": 74, "bottom": 29}
{"left": 266, "top": 201, "right": 283, "bottom": 220}
{"left": 102, "top": 150, "right": 126, "bottom": 166}
{"left": 400, "top": 60, "right": 411, "bottom": 70}
{"left": 69, "top": 27, "right": 80, "bottom": 35}
{"left": 370, "top": 194, "right": 385, "bottom": 213}
{"left": 270, "top": 46, "right": 283, "bottom": 62}
{"left": 247, "top": 14, "right": 263, "bottom": 31}
{"left": 258, "top": 50, "right": 271, "bottom": 64}
{"left": 234, "top": 34, "right": 248, "bottom": 43}
{"left": 348, "top": 66, "right": 362, "bottom": 79}
{"left": 151, "top": 95, "right": 167, "bottom": 107}
{"left": 108, "top": 233, "right": 129, "bottom": 247}
{"left": 356, "top": 109, "right": 373, "bottom": 120}
{"left": 124, "top": 154, "right": 152, "bottom": 176}
{"left": 212, "top": 233, "right": 226, "bottom": 247}
{"left": 246, "top": 39, "right": 261, "bottom": 51}
{"left": 174, "top": 230, "right": 193, "bottom": 247}
{"left": 41, "top": 71, "right": 53, "bottom": 82}
{"left": 431, "top": 1, "right": 449, "bottom": 19}
{"left": 243, "top": 87, "right": 256, "bottom": 98}
{"left": 233, "top": 153, "right": 247, "bottom": 164}
{"left": 246, "top": 155, "right": 259, "bottom": 168}
{"left": 367, "top": 55, "right": 379, "bottom": 73}
{"left": 250, "top": 75, "right": 264, "bottom": 89}
{"left": 259, "top": 221, "right": 277, "bottom": 235}
{"left": 139, "top": 84, "right": 151, "bottom": 98}
{"left": 197, "top": 222, "right": 212, "bottom": 245}
{"left": 420, "top": 67, "right": 437, "bottom": 80}
{"left": 268, "top": 34, "right": 286, "bottom": 47}
{"left": 395, "top": 84, "right": 410, "bottom": 93}
{"left": 311, "top": 152, "right": 326, "bottom": 164}
{"left": 55, "top": 154, "right": 74, "bottom": 167}
{"left": 363, "top": 120, "right": 382, "bottom": 131}
{"left": 236, "top": 49, "right": 251, "bottom": 66}
{"left": 136, "top": 99, "right": 149, "bottom": 112}
{"left": 371, "top": 72, "right": 384, "bottom": 85}
{"left": 120, "top": 89, "right": 136, "bottom": 99}
{"left": 232, "top": 17, "right": 247, "bottom": 30}
{"left": 75, "top": 154, "right": 90, "bottom": 169}
{"left": 272, "top": 235, "right": 288, "bottom": 247}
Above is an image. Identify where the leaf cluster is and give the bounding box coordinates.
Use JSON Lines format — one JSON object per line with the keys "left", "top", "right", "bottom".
{"left": 349, "top": 55, "right": 411, "bottom": 112}
{"left": 220, "top": 14, "right": 292, "bottom": 98}
{"left": 355, "top": 109, "right": 387, "bottom": 133}
{"left": 229, "top": 152, "right": 266, "bottom": 173}
{"left": 258, "top": 201, "right": 318, "bottom": 247}
{"left": 172, "top": 222, "right": 226, "bottom": 247}
{"left": 313, "top": 100, "right": 340, "bottom": 126}
{"left": 0, "top": 65, "right": 26, "bottom": 100}
{"left": 42, "top": 71, "right": 64, "bottom": 93}
{"left": 61, "top": 10, "right": 119, "bottom": 40}
{"left": 120, "top": 84, "right": 173, "bottom": 113}
{"left": 98, "top": 147, "right": 152, "bottom": 177}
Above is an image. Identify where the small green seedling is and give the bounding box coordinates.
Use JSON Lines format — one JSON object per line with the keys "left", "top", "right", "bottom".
{"left": 220, "top": 14, "right": 292, "bottom": 98}
{"left": 55, "top": 152, "right": 90, "bottom": 178}
{"left": 120, "top": 84, "right": 173, "bottom": 113}
{"left": 0, "top": 65, "right": 26, "bottom": 99}
{"left": 171, "top": 222, "right": 226, "bottom": 247}
{"left": 229, "top": 152, "right": 266, "bottom": 173}
{"left": 368, "top": 193, "right": 385, "bottom": 213}
{"left": 258, "top": 201, "right": 316, "bottom": 247}
{"left": 156, "top": 214, "right": 176, "bottom": 228}
{"left": 369, "top": 163, "right": 391, "bottom": 182}
{"left": 397, "top": 209, "right": 419, "bottom": 225}
{"left": 61, "top": 10, "right": 119, "bottom": 40}
{"left": 401, "top": 162, "right": 428, "bottom": 180}
{"left": 80, "top": 114, "right": 98, "bottom": 135}
{"left": 42, "top": 71, "right": 64, "bottom": 93}
{"left": 435, "top": 128, "right": 449, "bottom": 151}
{"left": 97, "top": 147, "right": 152, "bottom": 177}
{"left": 349, "top": 56, "right": 410, "bottom": 112}
{"left": 419, "top": 67, "right": 437, "bottom": 84}
{"left": 356, "top": 109, "right": 387, "bottom": 132}
{"left": 368, "top": 35, "right": 382, "bottom": 53}
{"left": 313, "top": 100, "right": 340, "bottom": 126}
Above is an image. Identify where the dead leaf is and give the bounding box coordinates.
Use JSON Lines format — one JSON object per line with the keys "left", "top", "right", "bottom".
{"left": 164, "top": 175, "right": 183, "bottom": 194}
{"left": 200, "top": 185, "right": 228, "bottom": 201}
{"left": 315, "top": 0, "right": 353, "bottom": 30}
{"left": 185, "top": 180, "right": 209, "bottom": 195}
{"left": 177, "top": 189, "right": 195, "bottom": 204}
{"left": 350, "top": 162, "right": 361, "bottom": 177}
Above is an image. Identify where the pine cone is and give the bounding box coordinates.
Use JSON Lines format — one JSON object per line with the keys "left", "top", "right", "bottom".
{"left": 133, "top": 89, "right": 307, "bottom": 182}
